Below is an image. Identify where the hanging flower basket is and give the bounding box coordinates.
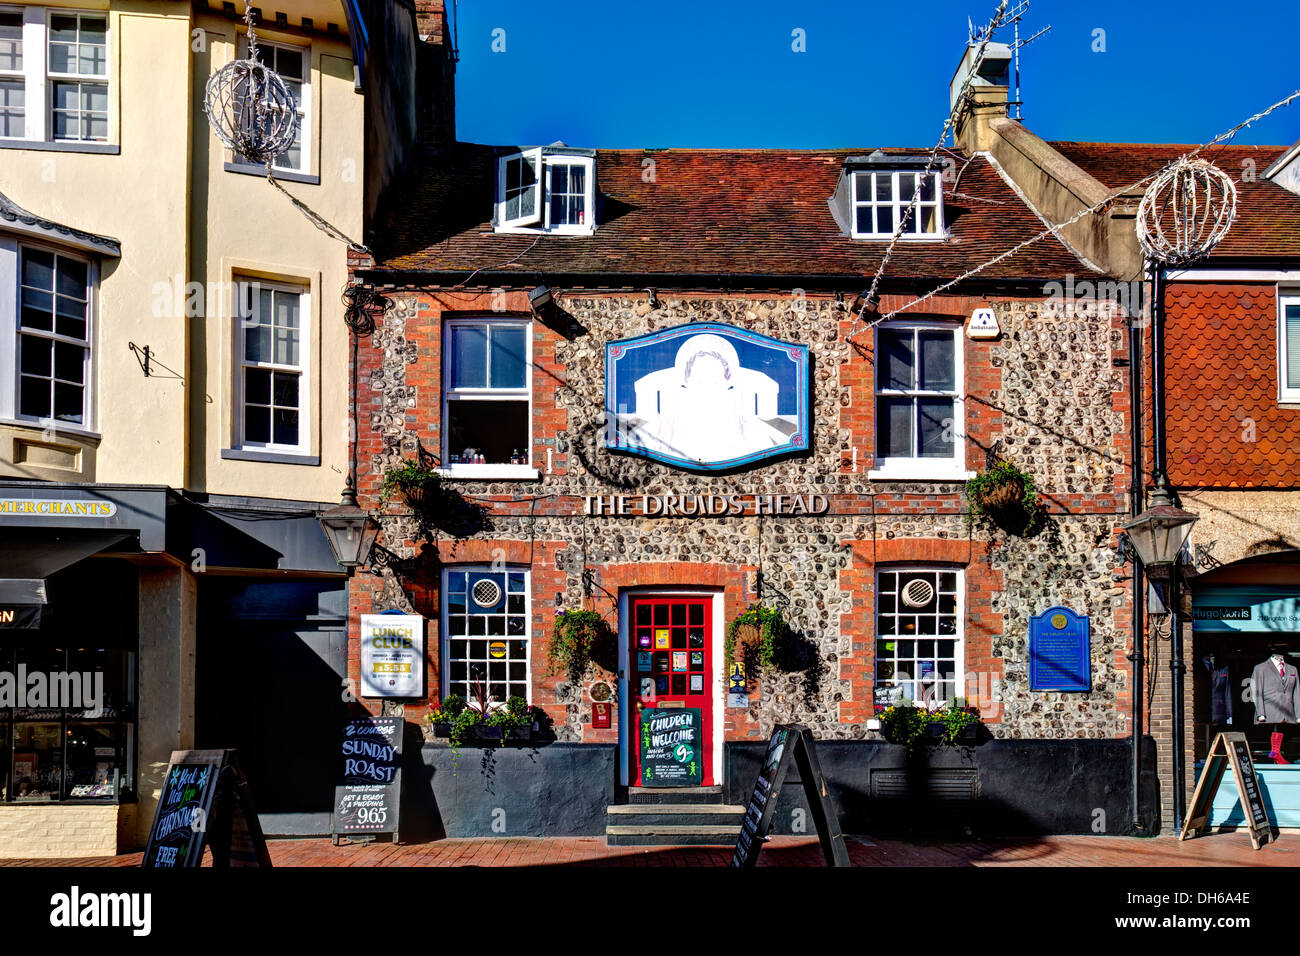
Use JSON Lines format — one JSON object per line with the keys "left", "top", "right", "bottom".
{"left": 549, "top": 609, "right": 614, "bottom": 684}
{"left": 380, "top": 458, "right": 443, "bottom": 512}
{"left": 966, "top": 460, "right": 1044, "bottom": 535}
{"left": 725, "top": 605, "right": 792, "bottom": 676}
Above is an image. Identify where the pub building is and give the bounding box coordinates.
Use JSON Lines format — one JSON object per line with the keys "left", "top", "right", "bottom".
{"left": 337, "top": 37, "right": 1165, "bottom": 842}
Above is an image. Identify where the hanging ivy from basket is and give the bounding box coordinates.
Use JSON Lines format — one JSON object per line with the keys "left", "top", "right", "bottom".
{"left": 548, "top": 609, "right": 613, "bottom": 684}
{"left": 965, "top": 459, "right": 1044, "bottom": 536}
{"left": 725, "top": 604, "right": 792, "bottom": 677}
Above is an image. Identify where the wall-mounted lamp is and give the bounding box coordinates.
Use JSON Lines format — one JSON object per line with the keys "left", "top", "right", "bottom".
{"left": 529, "top": 285, "right": 553, "bottom": 314}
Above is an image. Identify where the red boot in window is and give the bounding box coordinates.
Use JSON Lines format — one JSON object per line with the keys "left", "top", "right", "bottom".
{"left": 1270, "top": 731, "right": 1290, "bottom": 765}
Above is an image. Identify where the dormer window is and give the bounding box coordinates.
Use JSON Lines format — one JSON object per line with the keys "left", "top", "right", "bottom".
{"left": 852, "top": 169, "right": 944, "bottom": 239}
{"left": 494, "top": 147, "right": 596, "bottom": 234}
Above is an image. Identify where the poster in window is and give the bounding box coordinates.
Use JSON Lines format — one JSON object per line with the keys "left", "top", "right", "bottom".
{"left": 605, "top": 322, "right": 810, "bottom": 470}
{"left": 360, "top": 612, "right": 426, "bottom": 698}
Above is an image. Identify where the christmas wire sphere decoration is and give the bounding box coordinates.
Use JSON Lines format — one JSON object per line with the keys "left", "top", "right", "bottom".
{"left": 202, "top": 6, "right": 299, "bottom": 167}
{"left": 1136, "top": 157, "right": 1238, "bottom": 267}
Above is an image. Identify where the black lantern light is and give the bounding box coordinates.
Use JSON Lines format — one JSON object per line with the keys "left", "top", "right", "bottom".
{"left": 1120, "top": 481, "right": 1199, "bottom": 576}
{"left": 317, "top": 477, "right": 379, "bottom": 569}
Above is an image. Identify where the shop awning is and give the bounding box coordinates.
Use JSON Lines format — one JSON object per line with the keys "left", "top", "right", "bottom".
{"left": 0, "top": 529, "right": 133, "bottom": 629}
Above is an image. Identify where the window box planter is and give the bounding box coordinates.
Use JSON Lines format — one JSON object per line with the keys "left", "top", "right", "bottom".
{"left": 433, "top": 722, "right": 452, "bottom": 738}
{"left": 474, "top": 726, "right": 504, "bottom": 742}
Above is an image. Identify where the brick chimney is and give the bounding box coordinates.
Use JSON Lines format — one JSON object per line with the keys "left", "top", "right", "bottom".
{"left": 950, "top": 40, "right": 1012, "bottom": 154}
{"left": 414, "top": 0, "right": 456, "bottom": 147}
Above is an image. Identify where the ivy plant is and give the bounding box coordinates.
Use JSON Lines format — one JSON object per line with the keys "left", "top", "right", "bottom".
{"left": 549, "top": 609, "right": 612, "bottom": 684}
{"left": 965, "top": 459, "right": 1044, "bottom": 535}
{"left": 725, "top": 604, "right": 791, "bottom": 677}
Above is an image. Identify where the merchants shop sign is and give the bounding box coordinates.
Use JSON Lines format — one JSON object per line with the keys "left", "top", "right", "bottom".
{"left": 584, "top": 492, "right": 828, "bottom": 517}
{"left": 0, "top": 498, "right": 116, "bottom": 517}
{"left": 605, "top": 323, "right": 810, "bottom": 471}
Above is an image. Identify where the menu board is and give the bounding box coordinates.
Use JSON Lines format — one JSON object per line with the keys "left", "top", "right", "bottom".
{"left": 1181, "top": 731, "right": 1273, "bottom": 850}
{"left": 333, "top": 716, "right": 403, "bottom": 838}
{"left": 731, "top": 725, "right": 850, "bottom": 868}
{"left": 141, "top": 749, "right": 271, "bottom": 868}
{"left": 141, "top": 758, "right": 220, "bottom": 868}
{"left": 639, "top": 708, "right": 702, "bottom": 787}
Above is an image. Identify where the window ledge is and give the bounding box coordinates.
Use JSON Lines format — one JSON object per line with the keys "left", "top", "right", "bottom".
{"left": 222, "top": 448, "right": 320, "bottom": 466}
{"left": 1279, "top": 403, "right": 1300, "bottom": 410}
{"left": 868, "top": 465, "right": 975, "bottom": 482}
{"left": 491, "top": 225, "right": 596, "bottom": 237}
{"left": 851, "top": 232, "right": 949, "bottom": 241}
{"left": 0, "top": 419, "right": 101, "bottom": 442}
{"left": 438, "top": 465, "right": 541, "bottom": 481}
{"left": 224, "top": 162, "right": 320, "bottom": 185}
{"left": 0, "top": 140, "right": 119, "bottom": 154}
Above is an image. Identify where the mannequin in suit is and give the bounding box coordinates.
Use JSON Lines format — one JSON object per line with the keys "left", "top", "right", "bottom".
{"left": 1203, "top": 654, "right": 1233, "bottom": 724}
{"left": 1252, "top": 653, "right": 1300, "bottom": 723}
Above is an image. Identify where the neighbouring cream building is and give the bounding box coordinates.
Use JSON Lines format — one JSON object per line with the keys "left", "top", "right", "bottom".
{"left": 0, "top": 0, "right": 440, "bottom": 856}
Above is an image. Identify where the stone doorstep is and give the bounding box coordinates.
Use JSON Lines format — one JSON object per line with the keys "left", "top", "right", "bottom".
{"left": 605, "top": 824, "right": 742, "bottom": 847}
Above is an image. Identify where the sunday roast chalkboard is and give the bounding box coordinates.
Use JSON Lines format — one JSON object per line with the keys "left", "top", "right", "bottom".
{"left": 332, "top": 715, "right": 403, "bottom": 843}
{"left": 639, "top": 708, "right": 702, "bottom": 787}
{"left": 141, "top": 749, "right": 271, "bottom": 868}
{"left": 731, "top": 724, "right": 849, "bottom": 867}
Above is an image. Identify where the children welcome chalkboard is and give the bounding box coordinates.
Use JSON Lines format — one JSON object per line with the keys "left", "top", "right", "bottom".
{"left": 639, "top": 708, "right": 702, "bottom": 787}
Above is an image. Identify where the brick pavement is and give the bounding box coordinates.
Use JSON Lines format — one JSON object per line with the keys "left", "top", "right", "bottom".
{"left": 1, "top": 832, "right": 1296, "bottom": 867}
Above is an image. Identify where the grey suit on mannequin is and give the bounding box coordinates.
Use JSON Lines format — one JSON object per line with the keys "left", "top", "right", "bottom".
{"left": 1252, "top": 658, "right": 1300, "bottom": 723}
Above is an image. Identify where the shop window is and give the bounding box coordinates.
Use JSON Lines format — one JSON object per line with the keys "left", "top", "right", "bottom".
{"left": 236, "top": 278, "right": 310, "bottom": 455}
{"left": 852, "top": 169, "right": 944, "bottom": 239}
{"left": 442, "top": 317, "right": 533, "bottom": 475}
{"left": 1, "top": 644, "right": 134, "bottom": 802}
{"left": 874, "top": 568, "right": 962, "bottom": 707}
{"left": 494, "top": 147, "right": 596, "bottom": 234}
{"left": 234, "top": 37, "right": 309, "bottom": 173}
{"left": 872, "top": 321, "right": 965, "bottom": 479}
{"left": 1281, "top": 293, "right": 1300, "bottom": 403}
{"left": 441, "top": 567, "right": 530, "bottom": 706}
{"left": 15, "top": 245, "right": 92, "bottom": 427}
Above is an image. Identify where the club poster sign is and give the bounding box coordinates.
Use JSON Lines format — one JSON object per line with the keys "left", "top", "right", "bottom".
{"left": 333, "top": 716, "right": 403, "bottom": 836}
{"left": 639, "top": 707, "right": 703, "bottom": 787}
{"left": 360, "top": 612, "right": 425, "bottom": 698}
{"left": 605, "top": 322, "right": 810, "bottom": 471}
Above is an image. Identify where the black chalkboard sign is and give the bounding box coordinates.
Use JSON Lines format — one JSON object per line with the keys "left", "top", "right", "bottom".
{"left": 142, "top": 749, "right": 271, "bottom": 868}
{"left": 639, "top": 708, "right": 703, "bottom": 787}
{"left": 332, "top": 715, "right": 403, "bottom": 842}
{"left": 1181, "top": 731, "right": 1273, "bottom": 850}
{"left": 731, "top": 724, "right": 850, "bottom": 868}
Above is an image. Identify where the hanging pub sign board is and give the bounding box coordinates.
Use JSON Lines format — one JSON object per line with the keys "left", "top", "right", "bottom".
{"left": 639, "top": 707, "right": 703, "bottom": 786}
{"left": 1181, "top": 731, "right": 1273, "bottom": 850}
{"left": 1028, "top": 606, "right": 1091, "bottom": 692}
{"left": 360, "top": 611, "right": 425, "bottom": 698}
{"left": 604, "top": 322, "right": 810, "bottom": 472}
{"left": 731, "top": 724, "right": 850, "bottom": 868}
{"left": 141, "top": 749, "right": 271, "bottom": 868}
{"left": 332, "top": 715, "right": 403, "bottom": 844}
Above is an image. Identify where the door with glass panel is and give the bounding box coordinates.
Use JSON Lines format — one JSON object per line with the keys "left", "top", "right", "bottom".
{"left": 628, "top": 596, "right": 713, "bottom": 786}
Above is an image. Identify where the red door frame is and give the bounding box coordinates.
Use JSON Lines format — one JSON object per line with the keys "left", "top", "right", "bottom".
{"left": 628, "top": 594, "right": 714, "bottom": 786}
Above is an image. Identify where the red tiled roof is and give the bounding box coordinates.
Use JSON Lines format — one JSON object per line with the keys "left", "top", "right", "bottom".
{"left": 1052, "top": 142, "right": 1300, "bottom": 258}
{"left": 1164, "top": 283, "right": 1300, "bottom": 488}
{"left": 369, "top": 144, "right": 1088, "bottom": 282}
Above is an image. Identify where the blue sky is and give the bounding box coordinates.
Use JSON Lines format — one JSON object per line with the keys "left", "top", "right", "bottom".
{"left": 452, "top": 0, "right": 1300, "bottom": 150}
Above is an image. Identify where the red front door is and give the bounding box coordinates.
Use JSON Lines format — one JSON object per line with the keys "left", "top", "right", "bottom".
{"left": 629, "top": 595, "right": 713, "bottom": 786}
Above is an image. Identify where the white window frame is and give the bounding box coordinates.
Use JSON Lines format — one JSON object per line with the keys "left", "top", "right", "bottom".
{"left": 1279, "top": 292, "right": 1300, "bottom": 403}
{"left": 234, "top": 277, "right": 311, "bottom": 456}
{"left": 0, "top": 6, "right": 111, "bottom": 144}
{"left": 873, "top": 567, "right": 964, "bottom": 709}
{"left": 235, "top": 34, "right": 311, "bottom": 175}
{"left": 0, "top": 238, "right": 97, "bottom": 434}
{"left": 494, "top": 150, "right": 596, "bottom": 235}
{"left": 440, "top": 316, "right": 537, "bottom": 479}
{"left": 851, "top": 169, "right": 945, "bottom": 240}
{"left": 45, "top": 7, "right": 108, "bottom": 143}
{"left": 440, "top": 565, "right": 532, "bottom": 707}
{"left": 0, "top": 6, "right": 24, "bottom": 139}
{"left": 869, "top": 319, "right": 970, "bottom": 481}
